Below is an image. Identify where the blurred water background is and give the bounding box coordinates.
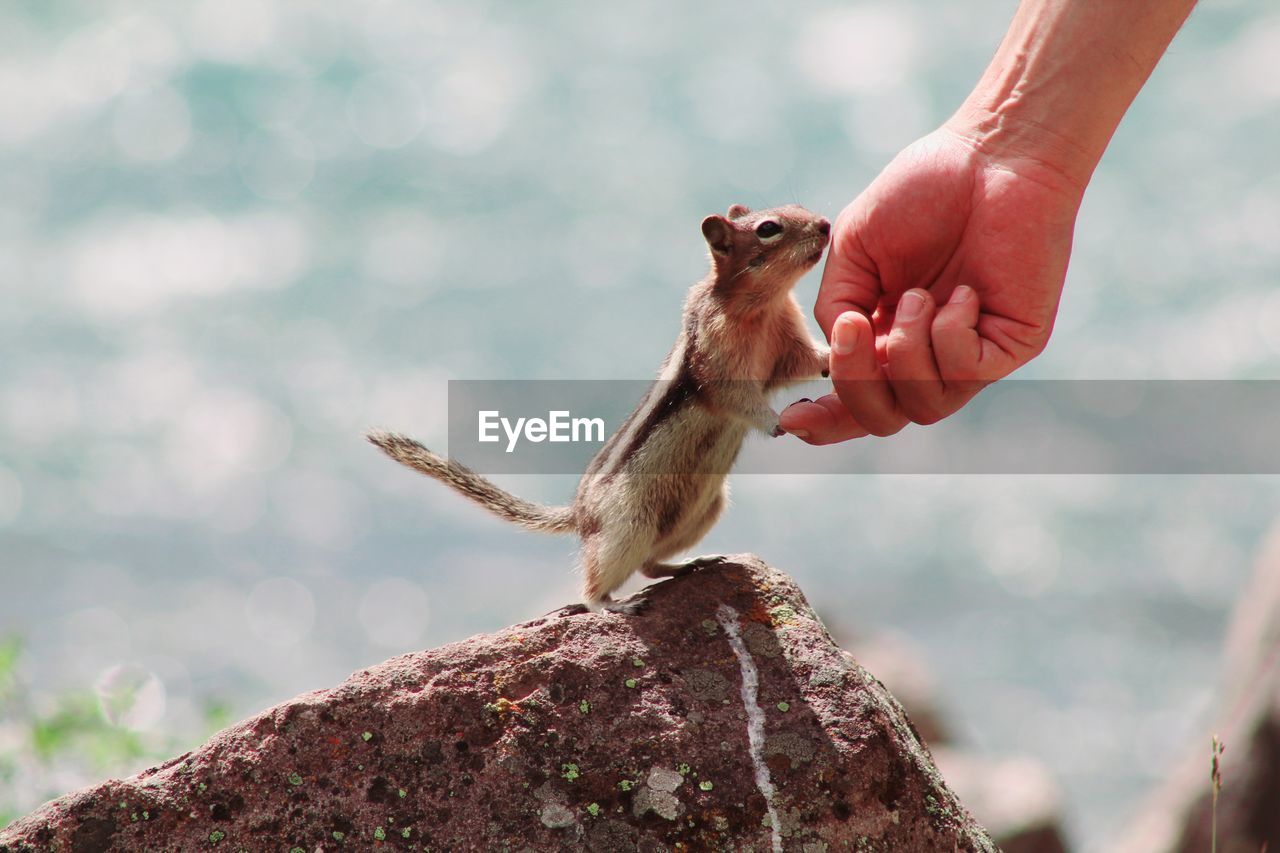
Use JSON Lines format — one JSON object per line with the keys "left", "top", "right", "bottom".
{"left": 2, "top": 1, "right": 1279, "bottom": 848}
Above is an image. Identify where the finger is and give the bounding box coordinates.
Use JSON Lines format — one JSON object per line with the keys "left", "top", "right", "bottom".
{"left": 884, "top": 289, "right": 947, "bottom": 424}
{"left": 814, "top": 210, "right": 881, "bottom": 338}
{"left": 829, "top": 311, "right": 910, "bottom": 437}
{"left": 932, "top": 285, "right": 982, "bottom": 381}
{"left": 930, "top": 284, "right": 989, "bottom": 411}
{"left": 779, "top": 397, "right": 870, "bottom": 445}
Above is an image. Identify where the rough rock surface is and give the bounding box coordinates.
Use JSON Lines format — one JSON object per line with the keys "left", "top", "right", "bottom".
{"left": 838, "top": 628, "right": 1069, "bottom": 852}
{"left": 835, "top": 627, "right": 952, "bottom": 747}
{"left": 1, "top": 555, "right": 994, "bottom": 852}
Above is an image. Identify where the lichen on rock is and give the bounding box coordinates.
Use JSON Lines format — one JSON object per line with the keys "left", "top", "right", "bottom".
{"left": 0, "top": 554, "right": 994, "bottom": 852}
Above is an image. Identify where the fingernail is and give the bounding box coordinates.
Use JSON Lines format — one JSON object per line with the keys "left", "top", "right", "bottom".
{"left": 831, "top": 313, "right": 859, "bottom": 355}
{"left": 898, "top": 290, "right": 925, "bottom": 321}
{"left": 951, "top": 285, "right": 974, "bottom": 304}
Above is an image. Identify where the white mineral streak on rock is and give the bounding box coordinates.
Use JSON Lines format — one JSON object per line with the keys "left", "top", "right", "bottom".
{"left": 717, "top": 602, "right": 782, "bottom": 853}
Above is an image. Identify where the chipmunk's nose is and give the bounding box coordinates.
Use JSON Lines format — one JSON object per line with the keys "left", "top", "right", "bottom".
{"left": 816, "top": 218, "right": 830, "bottom": 237}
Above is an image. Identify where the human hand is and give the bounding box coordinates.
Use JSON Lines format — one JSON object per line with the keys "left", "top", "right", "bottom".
{"left": 780, "top": 127, "right": 1086, "bottom": 443}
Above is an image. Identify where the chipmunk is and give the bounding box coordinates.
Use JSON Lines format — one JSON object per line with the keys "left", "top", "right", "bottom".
{"left": 368, "top": 203, "right": 831, "bottom": 613}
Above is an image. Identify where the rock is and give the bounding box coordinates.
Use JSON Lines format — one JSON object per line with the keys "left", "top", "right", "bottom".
{"left": 0, "top": 554, "right": 994, "bottom": 852}
{"left": 832, "top": 624, "right": 1070, "bottom": 851}
{"left": 838, "top": 626, "right": 953, "bottom": 746}
{"left": 1116, "top": 522, "right": 1280, "bottom": 853}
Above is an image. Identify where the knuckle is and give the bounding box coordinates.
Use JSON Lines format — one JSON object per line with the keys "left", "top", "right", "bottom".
{"left": 815, "top": 302, "right": 847, "bottom": 332}
{"left": 932, "top": 309, "right": 972, "bottom": 335}
{"left": 863, "top": 414, "right": 907, "bottom": 437}
{"left": 931, "top": 314, "right": 960, "bottom": 334}
{"left": 911, "top": 404, "right": 950, "bottom": 426}
{"left": 885, "top": 326, "right": 920, "bottom": 356}
{"left": 898, "top": 394, "right": 946, "bottom": 426}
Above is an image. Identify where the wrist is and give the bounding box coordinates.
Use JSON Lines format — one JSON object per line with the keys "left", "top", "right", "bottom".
{"left": 945, "top": 0, "right": 1196, "bottom": 194}
{"left": 943, "top": 97, "right": 1098, "bottom": 199}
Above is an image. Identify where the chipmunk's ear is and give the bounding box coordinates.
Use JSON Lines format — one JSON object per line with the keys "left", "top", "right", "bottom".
{"left": 701, "top": 215, "right": 734, "bottom": 256}
{"left": 726, "top": 204, "right": 751, "bottom": 220}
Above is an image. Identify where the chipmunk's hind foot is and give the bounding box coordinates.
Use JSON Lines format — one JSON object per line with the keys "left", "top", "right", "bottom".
{"left": 681, "top": 553, "right": 729, "bottom": 573}
{"left": 590, "top": 595, "right": 648, "bottom": 616}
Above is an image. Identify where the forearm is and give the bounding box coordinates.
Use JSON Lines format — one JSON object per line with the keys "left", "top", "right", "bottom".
{"left": 948, "top": 0, "right": 1197, "bottom": 191}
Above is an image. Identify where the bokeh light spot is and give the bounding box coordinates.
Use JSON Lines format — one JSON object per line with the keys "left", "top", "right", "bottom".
{"left": 346, "top": 71, "right": 426, "bottom": 150}
{"left": 244, "top": 577, "right": 315, "bottom": 646}
{"left": 358, "top": 578, "right": 430, "bottom": 649}
{"left": 96, "top": 663, "right": 166, "bottom": 731}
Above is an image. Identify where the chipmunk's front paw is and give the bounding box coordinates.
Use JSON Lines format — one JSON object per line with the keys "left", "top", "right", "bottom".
{"left": 817, "top": 346, "right": 832, "bottom": 378}
{"left": 770, "top": 423, "right": 786, "bottom": 438}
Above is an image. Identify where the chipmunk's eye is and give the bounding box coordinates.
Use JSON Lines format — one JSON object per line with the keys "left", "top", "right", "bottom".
{"left": 755, "top": 220, "right": 783, "bottom": 241}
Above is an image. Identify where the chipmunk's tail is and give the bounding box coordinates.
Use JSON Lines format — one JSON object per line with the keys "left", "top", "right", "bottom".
{"left": 366, "top": 430, "right": 576, "bottom": 534}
